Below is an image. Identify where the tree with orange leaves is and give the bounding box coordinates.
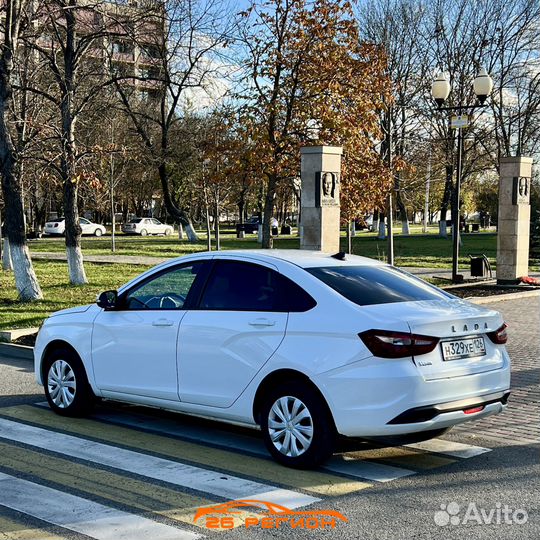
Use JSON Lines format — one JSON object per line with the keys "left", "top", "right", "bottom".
{"left": 238, "top": 0, "right": 393, "bottom": 248}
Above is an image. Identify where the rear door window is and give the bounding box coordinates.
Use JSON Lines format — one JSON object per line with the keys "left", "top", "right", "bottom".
{"left": 307, "top": 265, "right": 451, "bottom": 306}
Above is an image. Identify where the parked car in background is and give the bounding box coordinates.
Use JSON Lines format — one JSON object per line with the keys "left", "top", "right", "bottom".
{"left": 243, "top": 216, "right": 279, "bottom": 234}
{"left": 44, "top": 218, "right": 106, "bottom": 237}
{"left": 122, "top": 217, "right": 173, "bottom": 236}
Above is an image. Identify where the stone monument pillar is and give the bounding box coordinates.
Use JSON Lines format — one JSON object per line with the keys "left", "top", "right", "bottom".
{"left": 300, "top": 146, "right": 342, "bottom": 253}
{"left": 496, "top": 156, "right": 533, "bottom": 284}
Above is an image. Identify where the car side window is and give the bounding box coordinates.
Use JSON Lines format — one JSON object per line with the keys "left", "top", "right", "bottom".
{"left": 80, "top": 218, "right": 90, "bottom": 225}
{"left": 200, "top": 260, "right": 279, "bottom": 311}
{"left": 276, "top": 275, "right": 317, "bottom": 312}
{"left": 151, "top": 218, "right": 160, "bottom": 225}
{"left": 124, "top": 262, "right": 203, "bottom": 310}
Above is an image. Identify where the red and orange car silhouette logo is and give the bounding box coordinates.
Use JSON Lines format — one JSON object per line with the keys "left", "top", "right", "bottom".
{"left": 194, "top": 499, "right": 348, "bottom": 529}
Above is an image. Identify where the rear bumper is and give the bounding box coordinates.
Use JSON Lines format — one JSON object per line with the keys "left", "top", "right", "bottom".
{"left": 388, "top": 390, "right": 510, "bottom": 424}
{"left": 315, "top": 349, "right": 511, "bottom": 437}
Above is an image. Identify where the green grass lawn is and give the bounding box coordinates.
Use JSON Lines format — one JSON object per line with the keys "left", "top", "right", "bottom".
{"left": 0, "top": 261, "right": 149, "bottom": 330}
{"left": 28, "top": 229, "right": 521, "bottom": 270}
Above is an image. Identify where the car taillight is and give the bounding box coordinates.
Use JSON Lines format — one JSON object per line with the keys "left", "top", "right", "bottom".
{"left": 487, "top": 323, "right": 508, "bottom": 344}
{"left": 359, "top": 329, "right": 439, "bottom": 359}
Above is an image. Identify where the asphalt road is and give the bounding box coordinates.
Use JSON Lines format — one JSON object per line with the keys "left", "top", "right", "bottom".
{"left": 0, "top": 296, "right": 537, "bottom": 540}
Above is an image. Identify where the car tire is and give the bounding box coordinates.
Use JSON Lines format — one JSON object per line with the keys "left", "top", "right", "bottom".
{"left": 260, "top": 382, "right": 335, "bottom": 469}
{"left": 140, "top": 229, "right": 148, "bottom": 236}
{"left": 94, "top": 228, "right": 103, "bottom": 237}
{"left": 43, "top": 347, "right": 95, "bottom": 417}
{"left": 164, "top": 228, "right": 172, "bottom": 236}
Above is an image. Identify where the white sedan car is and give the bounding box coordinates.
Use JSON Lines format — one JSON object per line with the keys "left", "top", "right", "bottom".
{"left": 44, "top": 218, "right": 106, "bottom": 236}
{"left": 122, "top": 217, "right": 173, "bottom": 236}
{"left": 34, "top": 250, "right": 511, "bottom": 468}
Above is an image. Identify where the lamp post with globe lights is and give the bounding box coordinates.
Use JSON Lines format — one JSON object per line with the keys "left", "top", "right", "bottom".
{"left": 431, "top": 68, "right": 493, "bottom": 283}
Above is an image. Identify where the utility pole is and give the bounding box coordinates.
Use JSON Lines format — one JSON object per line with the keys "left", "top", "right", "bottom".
{"left": 387, "top": 106, "right": 394, "bottom": 266}
{"left": 423, "top": 145, "right": 431, "bottom": 234}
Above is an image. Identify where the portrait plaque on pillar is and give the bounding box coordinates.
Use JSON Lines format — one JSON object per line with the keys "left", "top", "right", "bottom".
{"left": 315, "top": 171, "right": 340, "bottom": 206}
{"left": 512, "top": 176, "right": 530, "bottom": 205}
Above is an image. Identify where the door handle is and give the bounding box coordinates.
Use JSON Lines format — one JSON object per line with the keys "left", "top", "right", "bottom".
{"left": 249, "top": 318, "right": 276, "bottom": 327}
{"left": 152, "top": 318, "right": 174, "bottom": 327}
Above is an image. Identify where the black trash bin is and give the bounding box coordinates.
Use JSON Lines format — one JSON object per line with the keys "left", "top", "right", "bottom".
{"left": 281, "top": 225, "right": 291, "bottom": 235}
{"left": 469, "top": 254, "right": 492, "bottom": 278}
{"left": 271, "top": 226, "right": 279, "bottom": 236}
{"left": 472, "top": 223, "right": 480, "bottom": 232}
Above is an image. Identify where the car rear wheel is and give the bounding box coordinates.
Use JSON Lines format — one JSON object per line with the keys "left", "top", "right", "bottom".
{"left": 164, "top": 228, "right": 172, "bottom": 236}
{"left": 44, "top": 348, "right": 95, "bottom": 417}
{"left": 140, "top": 229, "right": 148, "bottom": 236}
{"left": 94, "top": 228, "right": 103, "bottom": 237}
{"left": 260, "top": 382, "right": 335, "bottom": 469}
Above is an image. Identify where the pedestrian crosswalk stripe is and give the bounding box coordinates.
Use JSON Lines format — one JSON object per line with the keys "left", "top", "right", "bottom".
{"left": 0, "top": 417, "right": 320, "bottom": 508}
{"left": 0, "top": 514, "right": 67, "bottom": 540}
{"left": 405, "top": 438, "right": 491, "bottom": 458}
{"left": 0, "top": 406, "right": 371, "bottom": 496}
{"left": 346, "top": 446, "right": 455, "bottom": 470}
{"left": 0, "top": 472, "right": 200, "bottom": 540}
{"left": 0, "top": 440, "right": 219, "bottom": 529}
{"left": 91, "top": 407, "right": 417, "bottom": 482}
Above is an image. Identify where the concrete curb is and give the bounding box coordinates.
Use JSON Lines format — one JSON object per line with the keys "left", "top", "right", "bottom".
{"left": 0, "top": 342, "right": 34, "bottom": 361}
{"left": 467, "top": 289, "right": 540, "bottom": 304}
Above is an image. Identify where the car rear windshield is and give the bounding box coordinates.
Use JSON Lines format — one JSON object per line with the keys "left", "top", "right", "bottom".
{"left": 307, "top": 265, "right": 452, "bottom": 306}
{"left": 128, "top": 218, "right": 142, "bottom": 223}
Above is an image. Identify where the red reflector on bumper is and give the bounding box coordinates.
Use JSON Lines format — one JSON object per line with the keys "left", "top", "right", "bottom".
{"left": 463, "top": 406, "right": 485, "bottom": 415}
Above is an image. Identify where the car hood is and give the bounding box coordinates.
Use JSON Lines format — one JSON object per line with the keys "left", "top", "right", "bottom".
{"left": 49, "top": 304, "right": 93, "bottom": 318}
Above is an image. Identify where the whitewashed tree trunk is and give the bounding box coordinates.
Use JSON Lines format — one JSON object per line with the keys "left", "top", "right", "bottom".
{"left": 439, "top": 220, "right": 448, "bottom": 238}
{"left": 401, "top": 219, "right": 410, "bottom": 235}
{"left": 2, "top": 237, "right": 13, "bottom": 271}
{"left": 66, "top": 245, "right": 87, "bottom": 285}
{"left": 178, "top": 223, "right": 184, "bottom": 240}
{"left": 185, "top": 222, "right": 199, "bottom": 243}
{"left": 378, "top": 219, "right": 386, "bottom": 239}
{"left": 10, "top": 243, "right": 43, "bottom": 300}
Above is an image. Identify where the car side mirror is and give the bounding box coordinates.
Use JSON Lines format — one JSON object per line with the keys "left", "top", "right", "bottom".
{"left": 97, "top": 290, "right": 118, "bottom": 310}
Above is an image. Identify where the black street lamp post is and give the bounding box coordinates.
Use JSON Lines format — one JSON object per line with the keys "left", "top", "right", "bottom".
{"left": 431, "top": 69, "right": 493, "bottom": 283}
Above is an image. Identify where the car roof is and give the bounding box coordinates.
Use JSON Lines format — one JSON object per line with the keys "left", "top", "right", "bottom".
{"left": 174, "top": 249, "right": 385, "bottom": 269}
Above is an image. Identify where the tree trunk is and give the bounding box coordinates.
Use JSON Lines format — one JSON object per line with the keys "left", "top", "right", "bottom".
{"left": 0, "top": 81, "right": 42, "bottom": 298}
{"left": 2, "top": 238, "right": 13, "bottom": 271}
{"left": 396, "top": 188, "right": 410, "bottom": 236}
{"left": 438, "top": 164, "right": 453, "bottom": 238}
{"left": 185, "top": 221, "right": 199, "bottom": 243}
{"left": 178, "top": 222, "right": 184, "bottom": 240}
{"left": 377, "top": 213, "right": 386, "bottom": 239}
{"left": 157, "top": 161, "right": 198, "bottom": 243}
{"left": 262, "top": 174, "right": 277, "bottom": 248}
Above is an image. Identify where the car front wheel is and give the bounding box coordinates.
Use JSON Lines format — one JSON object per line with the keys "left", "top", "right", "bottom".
{"left": 44, "top": 348, "right": 95, "bottom": 417}
{"left": 260, "top": 382, "right": 335, "bottom": 469}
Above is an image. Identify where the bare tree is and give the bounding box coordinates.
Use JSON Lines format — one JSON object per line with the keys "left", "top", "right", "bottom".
{"left": 109, "top": 0, "right": 235, "bottom": 243}
{"left": 0, "top": 0, "right": 43, "bottom": 300}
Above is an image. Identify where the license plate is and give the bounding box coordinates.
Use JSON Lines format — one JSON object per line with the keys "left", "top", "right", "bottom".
{"left": 441, "top": 337, "right": 486, "bottom": 361}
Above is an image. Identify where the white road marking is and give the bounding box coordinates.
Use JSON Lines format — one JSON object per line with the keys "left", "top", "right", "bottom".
{"left": 0, "top": 472, "right": 200, "bottom": 540}
{"left": 91, "top": 408, "right": 417, "bottom": 483}
{"left": 0, "top": 418, "right": 319, "bottom": 508}
{"left": 326, "top": 456, "right": 416, "bottom": 482}
{"left": 405, "top": 439, "right": 491, "bottom": 458}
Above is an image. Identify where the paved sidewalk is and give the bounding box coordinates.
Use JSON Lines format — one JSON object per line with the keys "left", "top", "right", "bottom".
{"left": 453, "top": 295, "right": 540, "bottom": 445}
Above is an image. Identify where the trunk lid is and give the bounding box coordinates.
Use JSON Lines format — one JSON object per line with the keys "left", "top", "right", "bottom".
{"left": 359, "top": 298, "right": 505, "bottom": 380}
